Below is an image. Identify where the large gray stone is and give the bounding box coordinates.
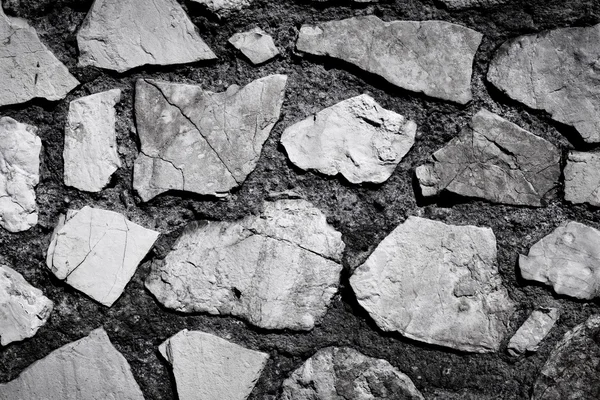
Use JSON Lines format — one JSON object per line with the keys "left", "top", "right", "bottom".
{"left": 507, "top": 308, "right": 560, "bottom": 356}
{"left": 564, "top": 151, "right": 600, "bottom": 207}
{"left": 229, "top": 27, "right": 279, "bottom": 65}
{"left": 191, "top": 0, "right": 252, "bottom": 17}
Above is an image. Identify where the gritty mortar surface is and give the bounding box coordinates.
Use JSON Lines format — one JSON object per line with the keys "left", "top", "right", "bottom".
{"left": 0, "top": 0, "right": 599, "bottom": 399}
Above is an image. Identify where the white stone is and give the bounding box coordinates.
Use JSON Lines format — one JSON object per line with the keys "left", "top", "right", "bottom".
{"left": 507, "top": 308, "right": 560, "bottom": 356}
{"left": 192, "top": 0, "right": 252, "bottom": 17}
{"left": 564, "top": 151, "right": 600, "bottom": 207}
{"left": 228, "top": 27, "right": 279, "bottom": 65}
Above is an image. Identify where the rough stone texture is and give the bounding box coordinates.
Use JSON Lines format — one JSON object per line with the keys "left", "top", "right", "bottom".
{"left": 0, "top": 328, "right": 144, "bottom": 399}
{"left": 133, "top": 74, "right": 287, "bottom": 201}
{"left": 159, "top": 329, "right": 268, "bottom": 400}
{"left": 281, "top": 94, "right": 416, "bottom": 184}
{"left": 64, "top": 89, "right": 122, "bottom": 192}
{"left": 192, "top": 0, "right": 252, "bottom": 17}
{"left": 146, "top": 199, "right": 344, "bottom": 330}
{"left": 46, "top": 206, "right": 159, "bottom": 307}
{"left": 440, "top": 0, "right": 508, "bottom": 9}
{"left": 296, "top": 16, "right": 482, "bottom": 104}
{"left": 0, "top": 265, "right": 52, "bottom": 346}
{"left": 77, "top": 0, "right": 217, "bottom": 73}
{"left": 280, "top": 347, "right": 424, "bottom": 400}
{"left": 416, "top": 109, "right": 561, "bottom": 206}
{"left": 229, "top": 27, "right": 279, "bottom": 65}
{"left": 350, "top": 216, "right": 515, "bottom": 353}
{"left": 507, "top": 308, "right": 560, "bottom": 356}
{"left": 564, "top": 151, "right": 600, "bottom": 207}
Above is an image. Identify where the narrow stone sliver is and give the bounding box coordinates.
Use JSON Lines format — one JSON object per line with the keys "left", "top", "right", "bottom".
{"left": 507, "top": 308, "right": 560, "bottom": 356}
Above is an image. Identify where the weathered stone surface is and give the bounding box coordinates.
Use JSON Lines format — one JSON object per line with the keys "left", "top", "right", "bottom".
{"left": 64, "top": 89, "right": 122, "bottom": 192}
{"left": 564, "top": 151, "right": 600, "bottom": 207}
{"left": 281, "top": 94, "right": 416, "bottom": 184}
{"left": 133, "top": 75, "right": 287, "bottom": 201}
{"left": 0, "top": 265, "right": 53, "bottom": 346}
{"left": 440, "top": 0, "right": 508, "bottom": 9}
{"left": 507, "top": 308, "right": 560, "bottom": 356}
{"left": 191, "top": 0, "right": 252, "bottom": 17}
{"left": 296, "top": 16, "right": 482, "bottom": 104}
{"left": 0, "top": 328, "right": 144, "bottom": 399}
{"left": 280, "top": 347, "right": 424, "bottom": 400}
{"left": 228, "top": 27, "right": 279, "bottom": 65}
{"left": 350, "top": 216, "right": 515, "bottom": 353}
{"left": 0, "top": 117, "right": 41, "bottom": 233}
{"left": 146, "top": 199, "right": 344, "bottom": 330}
{"left": 488, "top": 24, "right": 600, "bottom": 144}
{"left": 46, "top": 206, "right": 159, "bottom": 307}
{"left": 159, "top": 329, "right": 268, "bottom": 400}
{"left": 77, "top": 0, "right": 216, "bottom": 73}
{"left": 416, "top": 109, "right": 560, "bottom": 206}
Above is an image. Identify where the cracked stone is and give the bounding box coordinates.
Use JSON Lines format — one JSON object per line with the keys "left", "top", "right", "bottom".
{"left": 133, "top": 74, "right": 287, "bottom": 201}
{"left": 281, "top": 94, "right": 416, "bottom": 184}
{"left": 415, "top": 109, "right": 561, "bottom": 206}
{"left": 159, "top": 329, "right": 268, "bottom": 400}
{"left": 77, "top": 0, "right": 216, "bottom": 73}
{"left": 279, "top": 347, "right": 424, "bottom": 400}
{"left": 507, "top": 308, "right": 560, "bottom": 356}
{"left": 0, "top": 264, "right": 53, "bottom": 346}
{"left": 145, "top": 199, "right": 344, "bottom": 330}
{"left": 0, "top": 328, "right": 144, "bottom": 399}
{"left": 191, "top": 0, "right": 252, "bottom": 17}
{"left": 228, "top": 27, "right": 279, "bottom": 65}
{"left": 564, "top": 151, "right": 600, "bottom": 207}
{"left": 350, "top": 216, "right": 515, "bottom": 353}
{"left": 46, "top": 206, "right": 159, "bottom": 307}
{"left": 488, "top": 24, "right": 600, "bottom": 144}
{"left": 296, "top": 16, "right": 482, "bottom": 104}
{"left": 64, "top": 89, "right": 122, "bottom": 192}
{"left": 439, "top": 0, "right": 508, "bottom": 9}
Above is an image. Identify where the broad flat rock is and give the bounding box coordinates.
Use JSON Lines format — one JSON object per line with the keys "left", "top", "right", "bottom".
{"left": 146, "top": 199, "right": 344, "bottom": 330}
{"left": 350, "top": 216, "right": 515, "bottom": 353}
{"left": 133, "top": 74, "right": 287, "bottom": 201}
{"left": 229, "top": 27, "right": 279, "bottom": 65}
{"left": 64, "top": 89, "right": 122, "bottom": 192}
{"left": 77, "top": 0, "right": 216, "bottom": 73}
{"left": 507, "top": 308, "right": 560, "bottom": 356}
{"left": 564, "top": 151, "right": 600, "bottom": 207}
{"left": 159, "top": 329, "right": 268, "bottom": 400}
{"left": 0, "top": 265, "right": 53, "bottom": 346}
{"left": 296, "top": 16, "right": 482, "bottom": 104}
{"left": 416, "top": 109, "right": 560, "bottom": 206}
{"left": 0, "top": 117, "right": 41, "bottom": 232}
{"left": 0, "top": 328, "right": 144, "bottom": 400}
{"left": 488, "top": 24, "right": 600, "bottom": 144}
{"left": 46, "top": 206, "right": 159, "bottom": 306}
{"left": 281, "top": 94, "right": 416, "bottom": 184}
{"left": 440, "top": 0, "right": 508, "bottom": 9}
{"left": 191, "top": 0, "right": 252, "bottom": 17}
{"left": 279, "top": 347, "right": 424, "bottom": 400}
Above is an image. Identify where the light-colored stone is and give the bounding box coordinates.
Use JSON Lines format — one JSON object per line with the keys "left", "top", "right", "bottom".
{"left": 46, "top": 206, "right": 159, "bottom": 307}
{"left": 564, "top": 151, "right": 600, "bottom": 207}
{"left": 229, "top": 27, "right": 279, "bottom": 65}
{"left": 488, "top": 24, "right": 600, "bottom": 144}
{"left": 0, "top": 265, "right": 53, "bottom": 346}
{"left": 350, "top": 216, "right": 515, "bottom": 353}
{"left": 0, "top": 117, "right": 41, "bottom": 232}
{"left": 133, "top": 75, "right": 287, "bottom": 201}
{"left": 281, "top": 94, "right": 416, "bottom": 184}
{"left": 507, "top": 308, "right": 560, "bottom": 356}
{"left": 440, "top": 0, "right": 508, "bottom": 9}
{"left": 0, "top": 328, "right": 144, "bottom": 400}
{"left": 159, "top": 329, "right": 268, "bottom": 400}
{"left": 280, "top": 347, "right": 424, "bottom": 400}
{"left": 146, "top": 199, "right": 344, "bottom": 330}
{"left": 77, "top": 0, "right": 216, "bottom": 73}
{"left": 192, "top": 0, "right": 252, "bottom": 17}
{"left": 416, "top": 109, "right": 560, "bottom": 206}
{"left": 296, "top": 16, "right": 482, "bottom": 104}
{"left": 64, "top": 89, "right": 122, "bottom": 192}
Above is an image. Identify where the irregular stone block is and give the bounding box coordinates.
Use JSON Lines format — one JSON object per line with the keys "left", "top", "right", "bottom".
{"left": 192, "top": 0, "right": 252, "bottom": 17}
{"left": 564, "top": 151, "right": 600, "bottom": 207}
{"left": 229, "top": 27, "right": 279, "bottom": 65}
{"left": 507, "top": 308, "right": 560, "bottom": 356}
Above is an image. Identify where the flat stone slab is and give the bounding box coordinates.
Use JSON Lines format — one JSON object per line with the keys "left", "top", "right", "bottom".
{"left": 440, "top": 0, "right": 508, "bottom": 9}
{"left": 146, "top": 199, "right": 344, "bottom": 330}
{"left": 488, "top": 24, "right": 600, "bottom": 144}
{"left": 46, "top": 206, "right": 159, "bottom": 306}
{"left": 77, "top": 0, "right": 216, "bottom": 73}
{"left": 133, "top": 75, "right": 287, "bottom": 201}
{"left": 159, "top": 329, "right": 268, "bottom": 400}
{"left": 507, "top": 308, "right": 560, "bottom": 356}
{"left": 350, "top": 216, "right": 515, "bottom": 353}
{"left": 192, "top": 0, "right": 252, "bottom": 17}
{"left": 229, "top": 27, "right": 279, "bottom": 64}
{"left": 281, "top": 94, "right": 416, "bottom": 184}
{"left": 64, "top": 89, "right": 122, "bottom": 192}
{"left": 296, "top": 16, "right": 482, "bottom": 104}
{"left": 564, "top": 151, "right": 600, "bottom": 207}
{"left": 0, "top": 328, "right": 144, "bottom": 399}
{"left": 416, "top": 109, "right": 560, "bottom": 206}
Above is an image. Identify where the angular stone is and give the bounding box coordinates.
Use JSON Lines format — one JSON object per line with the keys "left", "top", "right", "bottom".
{"left": 564, "top": 151, "right": 600, "bottom": 207}
{"left": 191, "top": 0, "right": 252, "bottom": 17}
{"left": 296, "top": 16, "right": 482, "bottom": 104}
{"left": 440, "top": 0, "right": 508, "bottom": 9}
{"left": 507, "top": 308, "right": 560, "bottom": 356}
{"left": 146, "top": 199, "right": 344, "bottom": 330}
{"left": 0, "top": 265, "right": 53, "bottom": 346}
{"left": 46, "top": 206, "right": 159, "bottom": 307}
{"left": 488, "top": 24, "right": 600, "bottom": 144}
{"left": 416, "top": 109, "right": 560, "bottom": 206}
{"left": 279, "top": 347, "right": 424, "bottom": 400}
{"left": 133, "top": 75, "right": 287, "bottom": 201}
{"left": 228, "top": 27, "right": 279, "bottom": 65}
{"left": 77, "top": 0, "right": 216, "bottom": 73}
{"left": 0, "top": 117, "right": 41, "bottom": 232}
{"left": 281, "top": 94, "right": 416, "bottom": 184}
{"left": 350, "top": 216, "right": 515, "bottom": 353}
{"left": 159, "top": 329, "right": 268, "bottom": 400}
{"left": 0, "top": 328, "right": 144, "bottom": 399}
{"left": 64, "top": 89, "right": 122, "bottom": 192}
